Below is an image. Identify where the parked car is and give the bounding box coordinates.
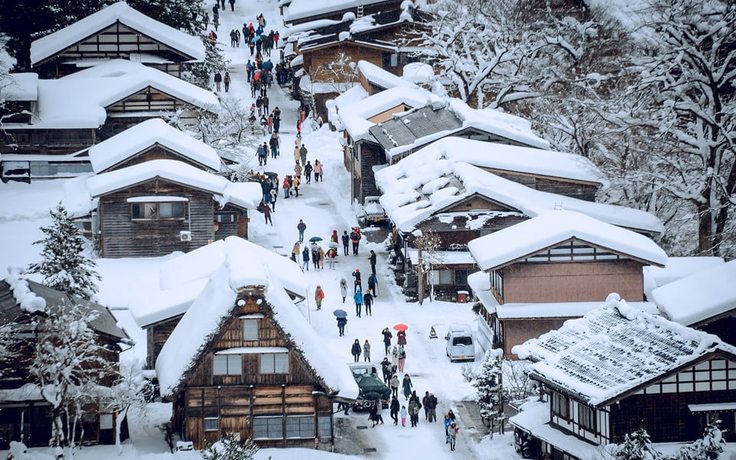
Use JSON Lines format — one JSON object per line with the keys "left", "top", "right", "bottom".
{"left": 445, "top": 324, "right": 475, "bottom": 362}
{"left": 362, "top": 196, "right": 387, "bottom": 226}
{"left": 348, "top": 362, "right": 391, "bottom": 411}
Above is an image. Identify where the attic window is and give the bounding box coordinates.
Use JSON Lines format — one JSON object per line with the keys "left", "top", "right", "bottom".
{"left": 213, "top": 355, "right": 242, "bottom": 375}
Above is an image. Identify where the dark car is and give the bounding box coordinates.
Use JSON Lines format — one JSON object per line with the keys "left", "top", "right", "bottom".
{"left": 348, "top": 363, "right": 391, "bottom": 411}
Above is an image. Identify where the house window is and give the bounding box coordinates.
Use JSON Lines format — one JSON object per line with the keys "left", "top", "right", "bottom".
{"left": 204, "top": 417, "right": 219, "bottom": 431}
{"left": 578, "top": 404, "right": 595, "bottom": 432}
{"left": 213, "top": 355, "right": 242, "bottom": 375}
{"left": 317, "top": 416, "right": 331, "bottom": 439}
{"left": 216, "top": 213, "right": 236, "bottom": 223}
{"left": 260, "top": 353, "right": 289, "bottom": 374}
{"left": 243, "top": 320, "right": 258, "bottom": 340}
{"left": 130, "top": 202, "right": 186, "bottom": 220}
{"left": 429, "top": 269, "right": 452, "bottom": 285}
{"left": 551, "top": 392, "right": 569, "bottom": 420}
{"left": 455, "top": 269, "right": 469, "bottom": 286}
{"left": 253, "top": 416, "right": 283, "bottom": 439}
{"left": 286, "top": 415, "right": 314, "bottom": 439}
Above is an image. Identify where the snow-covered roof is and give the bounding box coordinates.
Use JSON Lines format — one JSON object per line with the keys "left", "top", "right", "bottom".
{"left": 285, "top": 0, "right": 396, "bottom": 23}
{"left": 402, "top": 62, "right": 434, "bottom": 85}
{"left": 155, "top": 237, "right": 359, "bottom": 400}
{"left": 28, "top": 60, "right": 218, "bottom": 129}
{"left": 31, "top": 2, "right": 205, "bottom": 66}
{"left": 513, "top": 295, "right": 736, "bottom": 406}
{"left": 3, "top": 73, "right": 38, "bottom": 101}
{"left": 643, "top": 256, "right": 724, "bottom": 295}
{"left": 88, "top": 118, "right": 221, "bottom": 173}
{"left": 84, "top": 159, "right": 261, "bottom": 210}
{"left": 467, "top": 211, "right": 667, "bottom": 272}
{"left": 652, "top": 260, "right": 736, "bottom": 327}
{"left": 338, "top": 86, "right": 435, "bottom": 140}
{"left": 496, "top": 300, "right": 657, "bottom": 319}
{"left": 358, "top": 60, "right": 417, "bottom": 91}
{"left": 376, "top": 142, "right": 661, "bottom": 234}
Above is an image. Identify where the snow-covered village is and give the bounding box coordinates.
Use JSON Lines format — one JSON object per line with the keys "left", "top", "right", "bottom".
{"left": 0, "top": 0, "right": 734, "bottom": 459}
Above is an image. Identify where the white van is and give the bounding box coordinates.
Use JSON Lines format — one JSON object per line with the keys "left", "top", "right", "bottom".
{"left": 445, "top": 324, "right": 475, "bottom": 362}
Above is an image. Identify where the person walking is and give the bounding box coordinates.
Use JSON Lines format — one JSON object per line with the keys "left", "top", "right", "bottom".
{"left": 400, "top": 405, "right": 407, "bottom": 427}
{"left": 390, "top": 374, "right": 400, "bottom": 399}
{"left": 341, "top": 230, "right": 350, "bottom": 256}
{"left": 368, "top": 250, "right": 377, "bottom": 274}
{"left": 311, "top": 243, "right": 320, "bottom": 270}
{"left": 397, "top": 329, "right": 407, "bottom": 346}
{"left": 350, "top": 228, "right": 361, "bottom": 255}
{"left": 304, "top": 161, "right": 313, "bottom": 183}
{"left": 444, "top": 414, "right": 452, "bottom": 442}
{"left": 368, "top": 272, "right": 378, "bottom": 296}
{"left": 380, "top": 357, "right": 392, "bottom": 384}
{"left": 353, "top": 288, "right": 363, "bottom": 317}
{"left": 269, "top": 132, "right": 279, "bottom": 158}
{"left": 326, "top": 247, "right": 337, "bottom": 269}
{"left": 382, "top": 327, "right": 392, "bottom": 355}
{"left": 314, "top": 285, "right": 324, "bottom": 310}
{"left": 301, "top": 246, "right": 310, "bottom": 271}
{"left": 261, "top": 202, "right": 272, "bottom": 225}
{"left": 291, "top": 241, "right": 301, "bottom": 262}
{"left": 330, "top": 229, "right": 339, "bottom": 243}
{"left": 408, "top": 394, "right": 420, "bottom": 428}
{"left": 363, "top": 339, "right": 371, "bottom": 362}
{"left": 391, "top": 344, "right": 399, "bottom": 368}
{"left": 351, "top": 339, "right": 361, "bottom": 362}
{"left": 352, "top": 268, "right": 362, "bottom": 292}
{"left": 269, "top": 188, "right": 277, "bottom": 212}
{"left": 422, "top": 391, "right": 430, "bottom": 420}
{"left": 448, "top": 422, "right": 459, "bottom": 451}
{"left": 294, "top": 161, "right": 302, "bottom": 180}
{"left": 314, "top": 160, "right": 323, "bottom": 182}
{"left": 224, "top": 71, "right": 231, "bottom": 92}
{"left": 402, "top": 373, "right": 413, "bottom": 400}
{"left": 297, "top": 219, "right": 306, "bottom": 242}
{"left": 339, "top": 277, "right": 348, "bottom": 303}
{"left": 364, "top": 289, "right": 373, "bottom": 316}
{"left": 390, "top": 396, "right": 400, "bottom": 425}
{"left": 299, "top": 144, "right": 308, "bottom": 165}
{"left": 214, "top": 71, "right": 222, "bottom": 91}
{"left": 319, "top": 245, "right": 325, "bottom": 269}
{"left": 336, "top": 317, "right": 347, "bottom": 336}
{"left": 293, "top": 175, "right": 300, "bottom": 197}
{"left": 398, "top": 345, "right": 407, "bottom": 372}
{"left": 426, "top": 393, "right": 438, "bottom": 423}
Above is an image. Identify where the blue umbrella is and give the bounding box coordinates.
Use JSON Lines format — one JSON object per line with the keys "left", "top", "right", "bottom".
{"left": 309, "top": 236, "right": 323, "bottom": 242}
{"left": 333, "top": 309, "right": 347, "bottom": 318}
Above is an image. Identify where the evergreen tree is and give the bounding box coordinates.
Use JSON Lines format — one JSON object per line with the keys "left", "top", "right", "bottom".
{"left": 28, "top": 203, "right": 100, "bottom": 299}
{"left": 202, "top": 433, "right": 258, "bottom": 460}
{"left": 474, "top": 349, "right": 504, "bottom": 421}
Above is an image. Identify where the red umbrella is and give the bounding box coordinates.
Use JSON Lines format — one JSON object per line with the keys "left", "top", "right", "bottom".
{"left": 393, "top": 324, "right": 408, "bottom": 331}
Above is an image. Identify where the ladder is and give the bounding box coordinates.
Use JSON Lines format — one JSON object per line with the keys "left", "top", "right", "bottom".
{"left": 357, "top": 4, "right": 364, "bottom": 17}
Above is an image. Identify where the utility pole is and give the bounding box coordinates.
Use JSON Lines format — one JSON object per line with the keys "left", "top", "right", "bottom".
{"left": 415, "top": 231, "right": 424, "bottom": 304}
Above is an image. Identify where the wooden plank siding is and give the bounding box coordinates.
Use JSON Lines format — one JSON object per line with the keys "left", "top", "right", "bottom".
{"left": 98, "top": 179, "right": 217, "bottom": 258}
{"left": 172, "top": 294, "right": 336, "bottom": 450}
{"left": 34, "top": 22, "right": 192, "bottom": 78}
{"left": 102, "top": 144, "right": 217, "bottom": 173}
{"left": 500, "top": 260, "right": 645, "bottom": 304}
{"left": 486, "top": 169, "right": 599, "bottom": 201}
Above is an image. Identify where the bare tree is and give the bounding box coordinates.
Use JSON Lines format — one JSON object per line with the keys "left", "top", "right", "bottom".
{"left": 101, "top": 359, "right": 152, "bottom": 453}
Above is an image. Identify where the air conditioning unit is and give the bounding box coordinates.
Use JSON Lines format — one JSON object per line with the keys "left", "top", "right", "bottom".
{"left": 179, "top": 230, "right": 192, "bottom": 242}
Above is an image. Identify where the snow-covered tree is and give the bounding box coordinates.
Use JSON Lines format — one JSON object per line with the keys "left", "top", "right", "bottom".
{"left": 412, "top": 229, "right": 442, "bottom": 304}
{"left": 615, "top": 427, "right": 662, "bottom": 460}
{"left": 202, "top": 433, "right": 259, "bottom": 460}
{"left": 669, "top": 422, "right": 725, "bottom": 460}
{"left": 617, "top": 0, "right": 736, "bottom": 258}
{"left": 100, "top": 360, "right": 153, "bottom": 453}
{"left": 27, "top": 203, "right": 100, "bottom": 300}
{"left": 29, "top": 304, "right": 115, "bottom": 449}
{"left": 0, "top": 324, "right": 14, "bottom": 378}
{"left": 474, "top": 349, "right": 504, "bottom": 432}
{"left": 182, "top": 38, "right": 229, "bottom": 90}
{"left": 502, "top": 358, "right": 533, "bottom": 404}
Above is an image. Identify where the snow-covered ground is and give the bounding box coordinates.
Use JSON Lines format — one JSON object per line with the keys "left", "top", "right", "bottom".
{"left": 0, "top": 1, "right": 521, "bottom": 459}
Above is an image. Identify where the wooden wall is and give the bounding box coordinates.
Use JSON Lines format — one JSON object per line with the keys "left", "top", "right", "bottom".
{"left": 98, "top": 179, "right": 215, "bottom": 258}
{"left": 488, "top": 169, "right": 598, "bottom": 202}
{"left": 501, "top": 260, "right": 644, "bottom": 303}
{"left": 1, "top": 128, "right": 96, "bottom": 155}
{"left": 107, "top": 145, "right": 214, "bottom": 173}
{"left": 358, "top": 142, "right": 387, "bottom": 203}
{"left": 502, "top": 317, "right": 567, "bottom": 358}
{"left": 146, "top": 316, "right": 182, "bottom": 369}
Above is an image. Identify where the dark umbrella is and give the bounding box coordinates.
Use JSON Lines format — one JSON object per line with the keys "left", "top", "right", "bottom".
{"left": 309, "top": 236, "right": 323, "bottom": 242}
{"left": 333, "top": 309, "right": 347, "bottom": 318}
{"left": 363, "top": 392, "right": 381, "bottom": 401}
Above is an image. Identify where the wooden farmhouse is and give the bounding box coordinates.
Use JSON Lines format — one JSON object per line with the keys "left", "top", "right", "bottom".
{"left": 333, "top": 66, "right": 551, "bottom": 204}
{"left": 129, "top": 236, "right": 308, "bottom": 369}
{"left": 30, "top": 2, "right": 205, "bottom": 79}
{"left": 373, "top": 137, "right": 663, "bottom": 301}
{"left": 651, "top": 259, "right": 736, "bottom": 347}
{"left": 286, "top": 4, "right": 427, "bottom": 119}
{"left": 65, "top": 118, "right": 261, "bottom": 258}
{"left": 510, "top": 299, "right": 736, "bottom": 459}
{"left": 467, "top": 210, "right": 667, "bottom": 357}
{"left": 0, "top": 274, "right": 130, "bottom": 449}
{"left": 1, "top": 60, "right": 218, "bottom": 181}
{"left": 155, "top": 237, "right": 359, "bottom": 450}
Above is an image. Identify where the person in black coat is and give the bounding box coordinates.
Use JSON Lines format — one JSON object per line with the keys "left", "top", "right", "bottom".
{"left": 352, "top": 268, "right": 362, "bottom": 292}
{"left": 336, "top": 317, "right": 347, "bottom": 336}
{"left": 382, "top": 327, "right": 392, "bottom": 354}
{"left": 342, "top": 230, "right": 350, "bottom": 256}
{"left": 368, "top": 250, "right": 377, "bottom": 274}
{"left": 351, "top": 339, "right": 361, "bottom": 362}
{"left": 390, "top": 396, "right": 400, "bottom": 425}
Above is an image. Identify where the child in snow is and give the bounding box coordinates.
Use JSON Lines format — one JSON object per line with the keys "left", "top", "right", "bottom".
{"left": 400, "top": 406, "right": 407, "bottom": 427}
